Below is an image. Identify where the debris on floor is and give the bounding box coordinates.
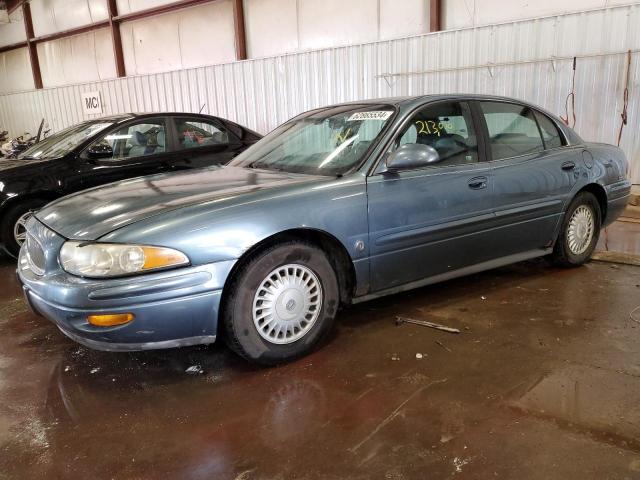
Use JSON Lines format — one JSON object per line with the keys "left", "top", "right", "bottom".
{"left": 391, "top": 354, "right": 400, "bottom": 361}
{"left": 185, "top": 365, "right": 204, "bottom": 374}
{"left": 396, "top": 316, "right": 460, "bottom": 334}
{"left": 90, "top": 367, "right": 100, "bottom": 374}
{"left": 453, "top": 456, "right": 471, "bottom": 473}
{"left": 436, "top": 340, "right": 452, "bottom": 353}
{"left": 416, "top": 353, "right": 423, "bottom": 359}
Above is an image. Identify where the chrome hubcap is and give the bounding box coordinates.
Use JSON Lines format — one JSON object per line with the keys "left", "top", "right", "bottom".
{"left": 567, "top": 205, "right": 594, "bottom": 255}
{"left": 252, "top": 264, "right": 323, "bottom": 345}
{"left": 14, "top": 211, "right": 33, "bottom": 246}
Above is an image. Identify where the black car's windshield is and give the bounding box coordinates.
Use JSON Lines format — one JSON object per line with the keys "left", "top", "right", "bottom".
{"left": 18, "top": 121, "right": 114, "bottom": 160}
{"left": 230, "top": 105, "right": 395, "bottom": 175}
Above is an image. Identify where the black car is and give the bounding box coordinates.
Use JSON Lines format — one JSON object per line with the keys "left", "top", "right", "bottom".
{"left": 0, "top": 112, "right": 261, "bottom": 256}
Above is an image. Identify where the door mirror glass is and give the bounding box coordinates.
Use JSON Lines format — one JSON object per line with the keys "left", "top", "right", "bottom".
{"left": 386, "top": 143, "right": 441, "bottom": 171}
{"left": 87, "top": 143, "right": 113, "bottom": 159}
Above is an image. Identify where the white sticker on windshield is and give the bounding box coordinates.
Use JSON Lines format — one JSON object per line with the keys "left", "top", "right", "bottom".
{"left": 347, "top": 111, "right": 393, "bottom": 121}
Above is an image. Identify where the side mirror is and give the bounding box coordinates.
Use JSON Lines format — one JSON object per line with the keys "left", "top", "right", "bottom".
{"left": 87, "top": 143, "right": 113, "bottom": 160}
{"left": 385, "top": 143, "right": 441, "bottom": 172}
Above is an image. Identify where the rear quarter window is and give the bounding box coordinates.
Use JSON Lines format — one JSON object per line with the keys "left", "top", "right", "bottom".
{"left": 534, "top": 111, "right": 564, "bottom": 149}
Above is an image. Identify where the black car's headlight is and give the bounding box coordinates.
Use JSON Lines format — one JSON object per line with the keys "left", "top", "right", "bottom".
{"left": 59, "top": 241, "right": 189, "bottom": 278}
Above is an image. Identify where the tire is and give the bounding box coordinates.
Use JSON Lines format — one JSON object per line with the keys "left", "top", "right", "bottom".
{"left": 222, "top": 241, "right": 339, "bottom": 365}
{"left": 550, "top": 192, "right": 601, "bottom": 267}
{"left": 1, "top": 199, "right": 47, "bottom": 258}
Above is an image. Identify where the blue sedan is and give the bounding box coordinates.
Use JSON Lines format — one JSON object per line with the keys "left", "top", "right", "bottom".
{"left": 17, "top": 95, "right": 631, "bottom": 364}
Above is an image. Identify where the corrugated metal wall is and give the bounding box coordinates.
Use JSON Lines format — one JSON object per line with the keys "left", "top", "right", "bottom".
{"left": 0, "top": 3, "right": 638, "bottom": 182}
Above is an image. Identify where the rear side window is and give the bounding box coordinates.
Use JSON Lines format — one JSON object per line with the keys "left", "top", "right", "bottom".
{"left": 534, "top": 111, "right": 564, "bottom": 149}
{"left": 175, "top": 118, "right": 230, "bottom": 150}
{"left": 480, "top": 102, "right": 543, "bottom": 160}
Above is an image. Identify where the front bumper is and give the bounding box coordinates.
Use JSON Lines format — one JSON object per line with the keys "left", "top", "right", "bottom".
{"left": 19, "top": 251, "right": 236, "bottom": 351}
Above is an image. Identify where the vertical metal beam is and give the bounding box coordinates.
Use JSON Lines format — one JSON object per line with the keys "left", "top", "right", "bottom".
{"left": 107, "top": 0, "right": 126, "bottom": 77}
{"left": 22, "top": 2, "right": 43, "bottom": 89}
{"left": 232, "top": 0, "right": 247, "bottom": 60}
{"left": 429, "top": 0, "right": 442, "bottom": 32}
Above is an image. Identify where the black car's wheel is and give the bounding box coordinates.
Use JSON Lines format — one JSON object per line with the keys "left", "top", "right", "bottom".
{"left": 1, "top": 199, "right": 46, "bottom": 258}
{"left": 222, "top": 241, "right": 339, "bottom": 365}
{"left": 550, "top": 192, "right": 601, "bottom": 267}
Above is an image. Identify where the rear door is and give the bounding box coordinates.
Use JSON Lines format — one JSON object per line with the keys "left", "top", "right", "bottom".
{"left": 366, "top": 100, "right": 495, "bottom": 292}
{"left": 476, "top": 101, "right": 581, "bottom": 256}
{"left": 78, "top": 117, "right": 175, "bottom": 189}
{"left": 168, "top": 116, "right": 244, "bottom": 171}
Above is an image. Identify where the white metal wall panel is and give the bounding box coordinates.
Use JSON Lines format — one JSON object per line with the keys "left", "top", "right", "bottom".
{"left": 0, "top": 47, "right": 34, "bottom": 94}
{"left": 119, "top": 1, "right": 236, "bottom": 75}
{"left": 0, "top": 9, "right": 26, "bottom": 47}
{"left": 30, "top": 0, "right": 109, "bottom": 37}
{"left": 37, "top": 29, "right": 117, "bottom": 88}
{"left": 244, "top": 0, "right": 299, "bottom": 58}
{"left": 116, "top": 0, "right": 180, "bottom": 15}
{"left": 442, "top": 0, "right": 636, "bottom": 30}
{"left": 0, "top": 4, "right": 638, "bottom": 183}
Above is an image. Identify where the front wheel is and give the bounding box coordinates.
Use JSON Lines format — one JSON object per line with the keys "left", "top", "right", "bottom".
{"left": 1, "top": 199, "right": 47, "bottom": 258}
{"left": 550, "top": 192, "right": 601, "bottom": 267}
{"left": 222, "top": 241, "right": 339, "bottom": 365}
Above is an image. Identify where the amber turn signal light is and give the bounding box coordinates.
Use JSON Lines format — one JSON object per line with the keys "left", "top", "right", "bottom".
{"left": 87, "top": 313, "right": 135, "bottom": 327}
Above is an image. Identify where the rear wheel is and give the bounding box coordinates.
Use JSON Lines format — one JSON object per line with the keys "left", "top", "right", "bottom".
{"left": 550, "top": 192, "right": 601, "bottom": 267}
{"left": 1, "top": 199, "right": 47, "bottom": 258}
{"left": 222, "top": 241, "right": 339, "bottom": 365}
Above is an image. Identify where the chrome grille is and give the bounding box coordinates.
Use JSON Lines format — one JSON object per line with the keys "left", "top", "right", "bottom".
{"left": 25, "top": 233, "right": 46, "bottom": 276}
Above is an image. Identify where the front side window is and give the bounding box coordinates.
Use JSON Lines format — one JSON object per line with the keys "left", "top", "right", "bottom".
{"left": 480, "top": 102, "right": 544, "bottom": 160}
{"left": 534, "top": 111, "right": 564, "bottom": 149}
{"left": 89, "top": 120, "right": 166, "bottom": 160}
{"left": 230, "top": 105, "right": 395, "bottom": 176}
{"left": 175, "top": 118, "right": 230, "bottom": 150}
{"left": 394, "top": 101, "right": 478, "bottom": 167}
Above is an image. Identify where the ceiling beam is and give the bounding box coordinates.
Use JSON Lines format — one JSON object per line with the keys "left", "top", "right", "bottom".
{"left": 112, "top": 0, "right": 217, "bottom": 23}
{"left": 107, "top": 0, "right": 125, "bottom": 77}
{"left": 6, "top": 1, "right": 25, "bottom": 15}
{"left": 0, "top": 40, "right": 27, "bottom": 54}
{"left": 30, "top": 20, "right": 110, "bottom": 44}
{"left": 232, "top": 0, "right": 247, "bottom": 60}
{"left": 429, "top": 0, "right": 442, "bottom": 32}
{"left": 22, "top": 2, "right": 42, "bottom": 89}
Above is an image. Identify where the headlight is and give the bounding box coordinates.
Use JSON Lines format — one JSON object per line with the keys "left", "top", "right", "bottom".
{"left": 59, "top": 241, "right": 189, "bottom": 278}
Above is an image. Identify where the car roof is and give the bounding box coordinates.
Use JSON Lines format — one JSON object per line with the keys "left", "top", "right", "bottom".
{"left": 333, "top": 94, "right": 552, "bottom": 109}
{"left": 91, "top": 112, "right": 229, "bottom": 124}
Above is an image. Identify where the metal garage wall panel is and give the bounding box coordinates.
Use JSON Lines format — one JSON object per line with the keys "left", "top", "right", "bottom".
{"left": 0, "top": 3, "right": 638, "bottom": 182}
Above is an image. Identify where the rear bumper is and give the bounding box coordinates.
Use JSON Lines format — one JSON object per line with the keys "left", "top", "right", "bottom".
{"left": 604, "top": 180, "right": 632, "bottom": 227}
{"left": 18, "top": 256, "right": 236, "bottom": 351}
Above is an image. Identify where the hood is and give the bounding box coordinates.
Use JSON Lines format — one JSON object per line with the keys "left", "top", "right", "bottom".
{"left": 36, "top": 166, "right": 327, "bottom": 240}
{"left": 0, "top": 157, "right": 53, "bottom": 174}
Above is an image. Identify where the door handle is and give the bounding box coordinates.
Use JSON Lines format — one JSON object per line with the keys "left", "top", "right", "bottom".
{"left": 468, "top": 176, "right": 488, "bottom": 190}
{"left": 561, "top": 161, "right": 576, "bottom": 171}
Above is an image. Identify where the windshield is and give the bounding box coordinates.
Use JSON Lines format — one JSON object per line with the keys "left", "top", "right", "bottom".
{"left": 230, "top": 105, "right": 395, "bottom": 175}
{"left": 18, "top": 121, "right": 114, "bottom": 160}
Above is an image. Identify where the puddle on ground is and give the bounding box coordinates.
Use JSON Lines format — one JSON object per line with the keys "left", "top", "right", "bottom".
{"left": 512, "top": 364, "right": 640, "bottom": 447}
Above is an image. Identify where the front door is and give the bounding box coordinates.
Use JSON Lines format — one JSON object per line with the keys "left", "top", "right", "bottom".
{"left": 366, "top": 100, "right": 495, "bottom": 293}
{"left": 78, "top": 117, "right": 175, "bottom": 190}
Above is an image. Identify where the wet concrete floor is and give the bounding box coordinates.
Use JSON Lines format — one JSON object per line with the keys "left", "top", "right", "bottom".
{"left": 1, "top": 245, "right": 640, "bottom": 478}
{"left": 598, "top": 221, "right": 640, "bottom": 257}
